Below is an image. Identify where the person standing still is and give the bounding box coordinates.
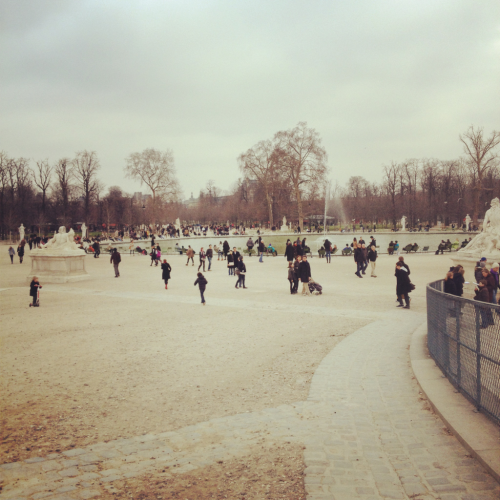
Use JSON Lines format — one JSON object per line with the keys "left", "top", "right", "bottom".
{"left": 235, "top": 256, "right": 247, "bottom": 288}
{"left": 29, "top": 276, "right": 42, "bottom": 307}
{"left": 368, "top": 245, "right": 378, "bottom": 277}
{"left": 324, "top": 239, "right": 332, "bottom": 263}
{"left": 258, "top": 240, "right": 265, "bottom": 263}
{"left": 8, "top": 246, "right": 15, "bottom": 264}
{"left": 94, "top": 240, "right": 100, "bottom": 258}
{"left": 110, "top": 248, "right": 121, "bottom": 277}
{"left": 293, "top": 256, "right": 301, "bottom": 294}
{"left": 354, "top": 243, "right": 364, "bottom": 278}
{"left": 194, "top": 272, "right": 208, "bottom": 305}
{"left": 395, "top": 261, "right": 411, "bottom": 308}
{"left": 206, "top": 245, "right": 213, "bottom": 271}
{"left": 298, "top": 255, "right": 312, "bottom": 296}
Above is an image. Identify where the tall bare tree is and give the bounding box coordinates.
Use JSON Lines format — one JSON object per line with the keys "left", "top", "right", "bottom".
{"left": 54, "top": 158, "right": 72, "bottom": 221}
{"left": 273, "top": 122, "right": 328, "bottom": 230}
{"left": 73, "top": 150, "right": 100, "bottom": 220}
{"left": 383, "top": 162, "right": 400, "bottom": 228}
{"left": 32, "top": 159, "right": 53, "bottom": 214}
{"left": 238, "top": 139, "right": 280, "bottom": 226}
{"left": 125, "top": 148, "right": 179, "bottom": 224}
{"left": 460, "top": 126, "right": 500, "bottom": 223}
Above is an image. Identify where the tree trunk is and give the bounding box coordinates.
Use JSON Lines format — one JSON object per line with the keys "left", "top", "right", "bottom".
{"left": 295, "top": 183, "right": 304, "bottom": 232}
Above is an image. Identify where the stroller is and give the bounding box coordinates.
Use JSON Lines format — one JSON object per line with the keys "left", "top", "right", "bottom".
{"left": 308, "top": 279, "right": 323, "bottom": 295}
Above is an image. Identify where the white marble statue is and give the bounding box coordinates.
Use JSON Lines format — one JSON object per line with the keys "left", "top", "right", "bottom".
{"left": 19, "top": 223, "right": 25, "bottom": 242}
{"left": 175, "top": 217, "right": 181, "bottom": 230}
{"left": 37, "top": 226, "right": 83, "bottom": 254}
{"left": 465, "top": 214, "right": 471, "bottom": 230}
{"left": 283, "top": 216, "right": 287, "bottom": 226}
{"left": 401, "top": 216, "right": 407, "bottom": 231}
{"left": 461, "top": 199, "right": 500, "bottom": 256}
{"left": 281, "top": 215, "right": 288, "bottom": 231}
{"left": 81, "top": 223, "right": 87, "bottom": 239}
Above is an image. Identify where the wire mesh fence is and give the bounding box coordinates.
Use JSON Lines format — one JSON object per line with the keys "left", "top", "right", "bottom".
{"left": 427, "top": 280, "right": 500, "bottom": 424}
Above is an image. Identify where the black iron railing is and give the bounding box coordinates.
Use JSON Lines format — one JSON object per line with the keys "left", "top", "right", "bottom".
{"left": 427, "top": 280, "right": 500, "bottom": 424}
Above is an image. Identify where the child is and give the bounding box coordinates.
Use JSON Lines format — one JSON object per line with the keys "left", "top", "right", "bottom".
{"left": 194, "top": 272, "right": 208, "bottom": 305}
{"left": 8, "top": 246, "right": 15, "bottom": 264}
{"left": 29, "top": 277, "right": 42, "bottom": 307}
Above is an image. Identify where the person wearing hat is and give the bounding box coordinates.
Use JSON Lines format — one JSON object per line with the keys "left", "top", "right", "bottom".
{"left": 490, "top": 263, "right": 500, "bottom": 305}
{"left": 474, "top": 257, "right": 487, "bottom": 283}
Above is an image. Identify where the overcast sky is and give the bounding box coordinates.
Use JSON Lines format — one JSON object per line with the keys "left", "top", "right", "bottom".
{"left": 1, "top": 0, "right": 499, "bottom": 199}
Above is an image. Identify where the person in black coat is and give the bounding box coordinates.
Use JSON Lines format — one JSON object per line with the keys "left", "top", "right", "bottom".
{"left": 194, "top": 272, "right": 208, "bottom": 305}
{"left": 367, "top": 245, "right": 377, "bottom": 277}
{"left": 17, "top": 244, "right": 25, "bottom": 264}
{"left": 298, "top": 255, "right": 311, "bottom": 295}
{"left": 29, "top": 277, "right": 42, "bottom": 307}
{"left": 452, "top": 266, "right": 465, "bottom": 297}
{"left": 227, "top": 251, "right": 234, "bottom": 275}
{"left": 354, "top": 244, "right": 364, "bottom": 278}
{"left": 444, "top": 272, "right": 457, "bottom": 296}
{"left": 474, "top": 279, "right": 490, "bottom": 328}
{"left": 222, "top": 240, "right": 230, "bottom": 260}
{"left": 285, "top": 242, "right": 295, "bottom": 264}
{"left": 235, "top": 256, "right": 247, "bottom": 289}
{"left": 161, "top": 259, "right": 172, "bottom": 289}
{"left": 395, "top": 261, "right": 412, "bottom": 308}
{"left": 324, "top": 239, "right": 332, "bottom": 263}
{"left": 292, "top": 256, "right": 301, "bottom": 293}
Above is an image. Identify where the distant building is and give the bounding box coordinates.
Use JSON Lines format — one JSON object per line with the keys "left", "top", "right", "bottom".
{"left": 183, "top": 192, "right": 199, "bottom": 208}
{"left": 133, "top": 192, "right": 152, "bottom": 204}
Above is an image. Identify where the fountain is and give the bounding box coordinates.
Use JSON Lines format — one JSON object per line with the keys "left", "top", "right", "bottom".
{"left": 28, "top": 226, "right": 89, "bottom": 283}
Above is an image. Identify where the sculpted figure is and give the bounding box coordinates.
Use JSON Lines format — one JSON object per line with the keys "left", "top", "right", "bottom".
{"left": 41, "top": 226, "right": 81, "bottom": 252}
{"left": 19, "top": 223, "right": 25, "bottom": 242}
{"left": 461, "top": 198, "right": 500, "bottom": 255}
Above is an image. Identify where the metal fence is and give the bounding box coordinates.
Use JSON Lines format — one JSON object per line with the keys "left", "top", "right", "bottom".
{"left": 427, "top": 280, "right": 500, "bottom": 424}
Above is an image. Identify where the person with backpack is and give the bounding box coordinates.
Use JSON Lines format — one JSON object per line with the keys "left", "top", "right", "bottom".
{"left": 194, "top": 272, "right": 208, "bottom": 305}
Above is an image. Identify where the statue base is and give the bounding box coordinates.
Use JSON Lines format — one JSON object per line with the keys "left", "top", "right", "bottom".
{"left": 280, "top": 225, "right": 288, "bottom": 231}
{"left": 28, "top": 253, "right": 90, "bottom": 284}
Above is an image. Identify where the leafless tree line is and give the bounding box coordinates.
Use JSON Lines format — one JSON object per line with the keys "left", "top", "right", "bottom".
{"left": 0, "top": 125, "right": 498, "bottom": 237}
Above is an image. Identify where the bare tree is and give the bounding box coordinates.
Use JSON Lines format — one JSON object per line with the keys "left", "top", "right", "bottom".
{"left": 125, "top": 148, "right": 179, "bottom": 223}
{"left": 460, "top": 126, "right": 500, "bottom": 223}
{"left": 73, "top": 150, "right": 100, "bottom": 220}
{"left": 274, "top": 122, "right": 328, "bottom": 230}
{"left": 32, "top": 159, "right": 52, "bottom": 214}
{"left": 54, "top": 158, "right": 72, "bottom": 221}
{"left": 383, "top": 162, "right": 400, "bottom": 228}
{"left": 238, "top": 139, "right": 280, "bottom": 226}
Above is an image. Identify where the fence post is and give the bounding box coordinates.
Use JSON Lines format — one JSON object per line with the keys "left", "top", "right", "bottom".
{"left": 455, "top": 300, "right": 461, "bottom": 387}
{"left": 475, "top": 308, "right": 482, "bottom": 411}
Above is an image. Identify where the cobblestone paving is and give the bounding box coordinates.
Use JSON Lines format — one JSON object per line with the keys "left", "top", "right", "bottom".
{"left": 2, "top": 313, "right": 499, "bottom": 499}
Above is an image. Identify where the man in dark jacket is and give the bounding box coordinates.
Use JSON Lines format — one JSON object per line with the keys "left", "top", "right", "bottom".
{"left": 258, "top": 240, "right": 265, "bottom": 263}
{"left": 298, "top": 255, "right": 311, "bottom": 295}
{"left": 395, "top": 261, "right": 411, "bottom": 308}
{"left": 222, "top": 240, "right": 230, "bottom": 260}
{"left": 206, "top": 245, "right": 213, "bottom": 271}
{"left": 110, "top": 248, "right": 121, "bottom": 277}
{"left": 367, "top": 245, "right": 377, "bottom": 277}
{"left": 232, "top": 247, "right": 241, "bottom": 262}
{"left": 474, "top": 279, "right": 490, "bottom": 328}
{"left": 354, "top": 244, "right": 364, "bottom": 278}
{"left": 324, "top": 239, "right": 332, "bottom": 263}
{"left": 285, "top": 242, "right": 295, "bottom": 264}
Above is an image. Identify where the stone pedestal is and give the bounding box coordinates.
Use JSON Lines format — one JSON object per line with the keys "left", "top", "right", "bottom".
{"left": 280, "top": 225, "right": 287, "bottom": 231}
{"left": 28, "top": 253, "right": 89, "bottom": 283}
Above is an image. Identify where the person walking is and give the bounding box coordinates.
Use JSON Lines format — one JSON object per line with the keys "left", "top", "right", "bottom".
{"left": 8, "top": 246, "right": 15, "bottom": 264}
{"left": 354, "top": 243, "right": 364, "bottom": 278}
{"left": 94, "top": 240, "right": 100, "bottom": 258}
{"left": 368, "top": 245, "right": 378, "bottom": 277}
{"left": 110, "top": 248, "right": 121, "bottom": 277}
{"left": 17, "top": 244, "right": 24, "bottom": 264}
{"left": 29, "top": 276, "right": 42, "bottom": 307}
{"left": 198, "top": 247, "right": 206, "bottom": 272}
{"left": 206, "top": 245, "right": 213, "bottom": 271}
{"left": 361, "top": 243, "right": 368, "bottom": 274}
{"left": 161, "top": 259, "right": 172, "bottom": 289}
{"left": 186, "top": 246, "right": 195, "bottom": 266}
{"left": 298, "top": 254, "right": 312, "bottom": 296}
{"left": 395, "top": 261, "right": 411, "bottom": 309}
{"left": 235, "top": 256, "right": 247, "bottom": 288}
{"left": 194, "top": 272, "right": 208, "bottom": 305}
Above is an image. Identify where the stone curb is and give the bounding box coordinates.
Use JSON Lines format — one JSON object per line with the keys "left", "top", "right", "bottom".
{"left": 410, "top": 322, "right": 500, "bottom": 484}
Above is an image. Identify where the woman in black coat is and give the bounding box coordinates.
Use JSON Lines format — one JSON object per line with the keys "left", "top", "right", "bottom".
{"left": 444, "top": 272, "right": 457, "bottom": 296}
{"left": 395, "top": 262, "right": 412, "bottom": 309}
{"left": 161, "top": 259, "right": 172, "bottom": 289}
{"left": 17, "top": 244, "right": 24, "bottom": 264}
{"left": 452, "top": 266, "right": 465, "bottom": 297}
